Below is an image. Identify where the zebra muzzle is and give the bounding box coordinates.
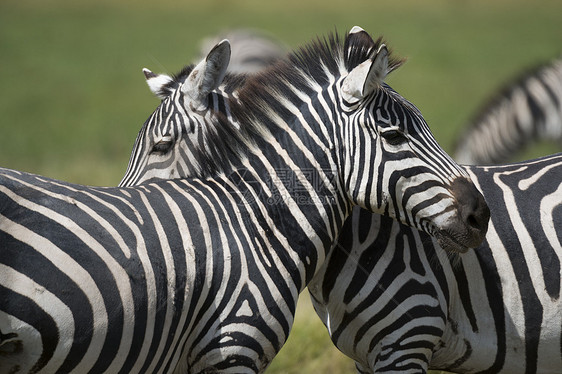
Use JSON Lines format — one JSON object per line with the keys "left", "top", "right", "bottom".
{"left": 438, "top": 177, "right": 490, "bottom": 253}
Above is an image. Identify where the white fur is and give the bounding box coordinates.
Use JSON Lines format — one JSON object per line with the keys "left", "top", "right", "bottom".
{"left": 143, "top": 69, "right": 174, "bottom": 99}
{"left": 182, "top": 39, "right": 231, "bottom": 109}
{"left": 341, "top": 43, "right": 389, "bottom": 103}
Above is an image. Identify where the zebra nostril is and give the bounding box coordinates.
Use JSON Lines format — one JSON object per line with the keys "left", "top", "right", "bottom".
{"left": 467, "top": 214, "right": 479, "bottom": 230}
{"left": 464, "top": 205, "right": 489, "bottom": 233}
{"left": 450, "top": 177, "right": 490, "bottom": 236}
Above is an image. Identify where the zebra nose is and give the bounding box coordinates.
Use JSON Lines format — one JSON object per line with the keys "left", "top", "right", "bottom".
{"left": 450, "top": 177, "right": 490, "bottom": 239}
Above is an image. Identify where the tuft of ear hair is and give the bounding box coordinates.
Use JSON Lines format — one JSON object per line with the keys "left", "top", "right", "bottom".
{"left": 341, "top": 26, "right": 406, "bottom": 103}
{"left": 349, "top": 25, "right": 365, "bottom": 34}
{"left": 344, "top": 26, "right": 377, "bottom": 69}
{"left": 181, "top": 39, "right": 231, "bottom": 110}
{"left": 142, "top": 68, "right": 174, "bottom": 100}
{"left": 368, "top": 44, "right": 389, "bottom": 88}
{"left": 341, "top": 42, "right": 389, "bottom": 102}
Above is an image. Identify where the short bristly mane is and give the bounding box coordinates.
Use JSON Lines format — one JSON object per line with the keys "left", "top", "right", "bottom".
{"left": 183, "top": 31, "right": 406, "bottom": 177}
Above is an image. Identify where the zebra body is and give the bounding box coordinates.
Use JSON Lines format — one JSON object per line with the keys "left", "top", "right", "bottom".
{"left": 0, "top": 28, "right": 489, "bottom": 373}
{"left": 454, "top": 56, "right": 562, "bottom": 164}
{"left": 309, "top": 153, "right": 562, "bottom": 373}
{"left": 1, "top": 168, "right": 302, "bottom": 373}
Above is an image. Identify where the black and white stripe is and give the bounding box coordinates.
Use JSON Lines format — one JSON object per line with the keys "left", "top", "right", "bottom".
{"left": 0, "top": 28, "right": 489, "bottom": 373}
{"left": 308, "top": 154, "right": 562, "bottom": 373}
{"left": 454, "top": 56, "right": 562, "bottom": 164}
{"left": 119, "top": 31, "right": 561, "bottom": 373}
{"left": 122, "top": 29, "right": 561, "bottom": 373}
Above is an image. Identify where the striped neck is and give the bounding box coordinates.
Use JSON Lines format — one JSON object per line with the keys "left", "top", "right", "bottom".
{"left": 225, "top": 77, "right": 349, "bottom": 289}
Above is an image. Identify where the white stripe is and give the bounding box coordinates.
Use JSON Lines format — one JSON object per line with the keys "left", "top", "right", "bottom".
{"left": 135, "top": 190, "right": 177, "bottom": 373}
{"left": 0, "top": 265, "right": 74, "bottom": 374}
{"left": 0, "top": 213, "right": 107, "bottom": 373}
{"left": 518, "top": 159, "right": 562, "bottom": 190}
{"left": 0, "top": 180, "right": 135, "bottom": 372}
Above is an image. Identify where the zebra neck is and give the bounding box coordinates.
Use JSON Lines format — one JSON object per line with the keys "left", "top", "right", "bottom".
{"left": 227, "top": 146, "right": 349, "bottom": 289}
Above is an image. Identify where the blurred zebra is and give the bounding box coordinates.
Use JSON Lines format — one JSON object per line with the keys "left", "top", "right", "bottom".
{"left": 0, "top": 28, "right": 488, "bottom": 373}
{"left": 454, "top": 56, "right": 562, "bottom": 164}
{"left": 198, "top": 29, "right": 286, "bottom": 74}
{"left": 124, "top": 31, "right": 561, "bottom": 373}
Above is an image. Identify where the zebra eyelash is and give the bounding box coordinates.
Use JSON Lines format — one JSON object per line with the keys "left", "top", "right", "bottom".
{"left": 151, "top": 136, "right": 175, "bottom": 155}
{"left": 380, "top": 129, "right": 408, "bottom": 146}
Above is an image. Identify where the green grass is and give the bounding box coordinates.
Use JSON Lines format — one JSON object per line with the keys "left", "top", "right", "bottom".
{"left": 267, "top": 291, "right": 356, "bottom": 373}
{"left": 1, "top": 0, "right": 561, "bottom": 372}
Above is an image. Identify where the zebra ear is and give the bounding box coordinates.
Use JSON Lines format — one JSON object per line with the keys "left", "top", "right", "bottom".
{"left": 345, "top": 26, "right": 376, "bottom": 60}
{"left": 365, "top": 44, "right": 389, "bottom": 93}
{"left": 182, "top": 39, "right": 231, "bottom": 109}
{"left": 341, "top": 44, "right": 389, "bottom": 102}
{"left": 143, "top": 68, "right": 174, "bottom": 100}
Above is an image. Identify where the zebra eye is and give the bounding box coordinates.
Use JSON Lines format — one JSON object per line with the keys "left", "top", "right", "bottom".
{"left": 381, "top": 129, "right": 408, "bottom": 146}
{"left": 151, "top": 136, "right": 174, "bottom": 155}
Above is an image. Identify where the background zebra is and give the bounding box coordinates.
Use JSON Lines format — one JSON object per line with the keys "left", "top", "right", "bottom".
{"left": 454, "top": 56, "right": 562, "bottom": 165}
{"left": 0, "top": 28, "right": 489, "bottom": 373}
{"left": 197, "top": 29, "right": 286, "bottom": 74}
{"left": 120, "top": 31, "right": 561, "bottom": 373}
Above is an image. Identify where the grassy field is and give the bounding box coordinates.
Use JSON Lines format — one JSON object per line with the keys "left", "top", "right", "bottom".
{"left": 1, "top": 0, "right": 562, "bottom": 372}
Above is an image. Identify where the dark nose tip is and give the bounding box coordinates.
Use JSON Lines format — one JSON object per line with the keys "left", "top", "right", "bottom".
{"left": 451, "top": 177, "right": 490, "bottom": 234}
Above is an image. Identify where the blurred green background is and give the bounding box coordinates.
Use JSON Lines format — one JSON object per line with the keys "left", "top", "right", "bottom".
{"left": 1, "top": 0, "right": 561, "bottom": 372}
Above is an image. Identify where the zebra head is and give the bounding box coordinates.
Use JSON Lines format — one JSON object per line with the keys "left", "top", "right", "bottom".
{"left": 119, "top": 39, "right": 242, "bottom": 186}
{"left": 337, "top": 27, "right": 489, "bottom": 252}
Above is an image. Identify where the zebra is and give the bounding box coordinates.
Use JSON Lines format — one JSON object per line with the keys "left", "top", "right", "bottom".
{"left": 308, "top": 154, "right": 562, "bottom": 373}
{"left": 454, "top": 55, "right": 562, "bottom": 164}
{"left": 0, "top": 27, "right": 489, "bottom": 373}
{"left": 118, "top": 32, "right": 561, "bottom": 373}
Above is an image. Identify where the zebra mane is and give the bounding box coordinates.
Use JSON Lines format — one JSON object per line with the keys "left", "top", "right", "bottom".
{"left": 239, "top": 30, "right": 405, "bottom": 103}
{"left": 177, "top": 30, "right": 406, "bottom": 177}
